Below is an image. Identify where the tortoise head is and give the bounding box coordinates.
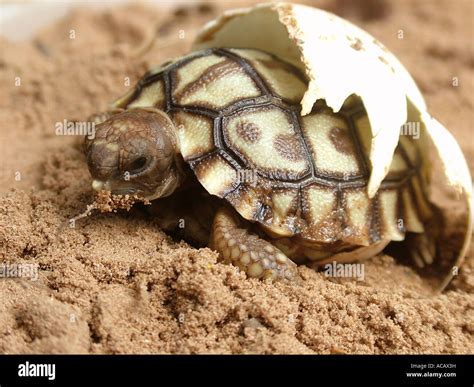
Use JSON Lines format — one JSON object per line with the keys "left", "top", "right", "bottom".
{"left": 85, "top": 108, "right": 185, "bottom": 200}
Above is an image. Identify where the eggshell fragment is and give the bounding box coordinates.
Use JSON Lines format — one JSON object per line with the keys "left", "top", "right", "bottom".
{"left": 420, "top": 112, "right": 473, "bottom": 291}
{"left": 193, "top": 2, "right": 472, "bottom": 290}
{"left": 193, "top": 2, "right": 426, "bottom": 197}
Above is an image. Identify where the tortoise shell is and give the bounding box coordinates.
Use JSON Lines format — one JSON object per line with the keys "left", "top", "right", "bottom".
{"left": 113, "top": 48, "right": 432, "bottom": 248}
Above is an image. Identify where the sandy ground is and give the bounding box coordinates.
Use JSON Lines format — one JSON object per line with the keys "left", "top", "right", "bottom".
{"left": 0, "top": 0, "right": 473, "bottom": 354}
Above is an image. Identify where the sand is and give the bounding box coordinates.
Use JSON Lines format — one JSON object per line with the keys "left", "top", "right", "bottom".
{"left": 0, "top": 0, "right": 473, "bottom": 354}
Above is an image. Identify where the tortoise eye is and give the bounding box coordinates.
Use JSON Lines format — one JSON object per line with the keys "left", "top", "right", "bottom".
{"left": 127, "top": 156, "right": 148, "bottom": 175}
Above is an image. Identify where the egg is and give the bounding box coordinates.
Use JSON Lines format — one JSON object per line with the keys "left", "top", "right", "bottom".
{"left": 193, "top": 2, "right": 472, "bottom": 290}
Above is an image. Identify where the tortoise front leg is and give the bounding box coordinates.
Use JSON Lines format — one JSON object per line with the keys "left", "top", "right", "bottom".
{"left": 147, "top": 188, "right": 216, "bottom": 247}
{"left": 210, "top": 207, "right": 298, "bottom": 280}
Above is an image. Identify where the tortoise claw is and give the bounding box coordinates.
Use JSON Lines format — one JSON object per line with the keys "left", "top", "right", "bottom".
{"left": 407, "top": 232, "right": 436, "bottom": 268}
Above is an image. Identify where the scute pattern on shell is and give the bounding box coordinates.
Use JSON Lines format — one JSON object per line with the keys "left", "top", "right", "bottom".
{"left": 113, "top": 48, "right": 432, "bottom": 247}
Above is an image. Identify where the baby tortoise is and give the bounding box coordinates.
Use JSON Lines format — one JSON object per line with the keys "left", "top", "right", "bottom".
{"left": 85, "top": 48, "right": 440, "bottom": 282}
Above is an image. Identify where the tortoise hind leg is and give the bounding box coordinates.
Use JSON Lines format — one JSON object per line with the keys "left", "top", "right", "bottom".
{"left": 400, "top": 204, "right": 458, "bottom": 292}
{"left": 405, "top": 232, "right": 436, "bottom": 268}
{"left": 210, "top": 207, "right": 298, "bottom": 280}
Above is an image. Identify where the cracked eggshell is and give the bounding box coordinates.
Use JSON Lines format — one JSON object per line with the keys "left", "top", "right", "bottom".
{"left": 421, "top": 111, "right": 473, "bottom": 291}
{"left": 193, "top": 2, "right": 472, "bottom": 290}
{"left": 192, "top": 2, "right": 426, "bottom": 197}
{"left": 407, "top": 100, "right": 472, "bottom": 291}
